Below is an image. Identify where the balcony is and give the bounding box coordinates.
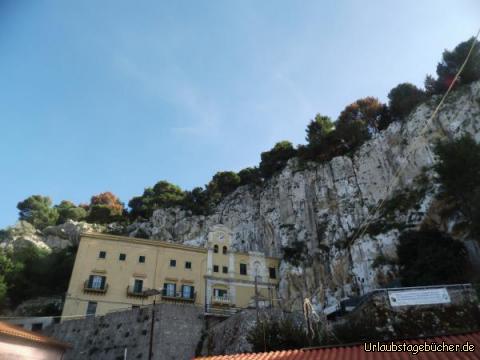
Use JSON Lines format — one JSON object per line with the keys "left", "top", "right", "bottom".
{"left": 211, "top": 295, "right": 231, "bottom": 305}
{"left": 83, "top": 280, "right": 108, "bottom": 294}
{"left": 126, "top": 286, "right": 149, "bottom": 298}
{"left": 161, "top": 289, "right": 196, "bottom": 302}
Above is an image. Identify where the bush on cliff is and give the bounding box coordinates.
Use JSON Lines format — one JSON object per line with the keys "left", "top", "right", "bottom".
{"left": 17, "top": 195, "right": 59, "bottom": 230}
{"left": 426, "top": 37, "right": 480, "bottom": 94}
{"left": 260, "top": 141, "right": 297, "bottom": 179}
{"left": 397, "top": 230, "right": 469, "bottom": 286}
{"left": 434, "top": 134, "right": 480, "bottom": 238}
{"left": 388, "top": 83, "right": 426, "bottom": 120}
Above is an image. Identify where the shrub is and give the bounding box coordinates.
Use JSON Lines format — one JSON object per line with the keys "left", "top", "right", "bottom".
{"left": 426, "top": 37, "right": 480, "bottom": 94}
{"left": 2, "top": 244, "right": 77, "bottom": 308}
{"left": 207, "top": 171, "right": 241, "bottom": 200}
{"left": 397, "top": 230, "right": 469, "bottom": 286}
{"left": 17, "top": 195, "right": 59, "bottom": 230}
{"left": 55, "top": 200, "right": 87, "bottom": 224}
{"left": 181, "top": 187, "right": 211, "bottom": 215}
{"left": 434, "top": 135, "right": 480, "bottom": 237}
{"left": 388, "top": 83, "right": 426, "bottom": 120}
{"left": 129, "top": 181, "right": 185, "bottom": 219}
{"left": 334, "top": 118, "right": 370, "bottom": 153}
{"left": 305, "top": 114, "right": 334, "bottom": 147}
{"left": 238, "top": 167, "right": 262, "bottom": 186}
{"left": 281, "top": 240, "right": 307, "bottom": 266}
{"left": 247, "top": 317, "right": 318, "bottom": 352}
{"left": 260, "top": 141, "right": 297, "bottom": 179}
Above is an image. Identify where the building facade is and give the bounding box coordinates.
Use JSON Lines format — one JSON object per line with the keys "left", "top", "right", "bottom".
{"left": 61, "top": 225, "right": 279, "bottom": 319}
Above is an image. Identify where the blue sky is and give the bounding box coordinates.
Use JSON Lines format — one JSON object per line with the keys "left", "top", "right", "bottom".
{"left": 0, "top": 1, "right": 478, "bottom": 228}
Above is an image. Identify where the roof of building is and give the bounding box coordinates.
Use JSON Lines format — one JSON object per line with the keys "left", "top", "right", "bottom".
{"left": 81, "top": 232, "right": 280, "bottom": 260}
{"left": 81, "top": 232, "right": 208, "bottom": 253}
{"left": 0, "top": 321, "right": 70, "bottom": 349}
{"left": 195, "top": 331, "right": 480, "bottom": 359}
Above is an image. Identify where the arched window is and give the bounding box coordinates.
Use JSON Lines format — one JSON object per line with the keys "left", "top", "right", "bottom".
{"left": 213, "top": 245, "right": 219, "bottom": 253}
{"left": 222, "top": 246, "right": 227, "bottom": 255}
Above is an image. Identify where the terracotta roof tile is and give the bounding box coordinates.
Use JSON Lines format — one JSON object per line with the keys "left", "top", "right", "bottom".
{"left": 195, "top": 331, "right": 480, "bottom": 360}
{"left": 0, "top": 321, "right": 70, "bottom": 349}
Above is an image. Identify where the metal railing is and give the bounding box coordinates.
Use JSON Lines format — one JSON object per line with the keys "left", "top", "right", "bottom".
{"left": 341, "top": 283, "right": 473, "bottom": 316}
{"left": 83, "top": 280, "right": 108, "bottom": 294}
{"left": 126, "top": 286, "right": 149, "bottom": 298}
{"left": 161, "top": 289, "right": 196, "bottom": 302}
{"left": 205, "top": 304, "right": 240, "bottom": 317}
{"left": 211, "top": 295, "right": 231, "bottom": 304}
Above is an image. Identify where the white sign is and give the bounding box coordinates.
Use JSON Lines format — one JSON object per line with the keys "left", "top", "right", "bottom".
{"left": 388, "top": 288, "right": 451, "bottom": 307}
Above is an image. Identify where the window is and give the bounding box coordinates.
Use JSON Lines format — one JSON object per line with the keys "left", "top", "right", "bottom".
{"left": 164, "top": 283, "right": 176, "bottom": 297}
{"left": 170, "top": 259, "right": 176, "bottom": 267}
{"left": 269, "top": 267, "right": 276, "bottom": 279}
{"left": 86, "top": 301, "right": 97, "bottom": 316}
{"left": 133, "top": 279, "right": 143, "bottom": 293}
{"left": 88, "top": 275, "right": 106, "bottom": 290}
{"left": 222, "top": 266, "right": 228, "bottom": 274}
{"left": 213, "top": 245, "right": 219, "bottom": 253}
{"left": 99, "top": 251, "right": 106, "bottom": 259}
{"left": 119, "top": 253, "right": 126, "bottom": 261}
{"left": 182, "top": 285, "right": 194, "bottom": 299}
{"left": 240, "top": 263, "right": 247, "bottom": 275}
{"left": 139, "top": 256, "right": 145, "bottom": 263}
{"left": 213, "top": 265, "right": 219, "bottom": 272}
{"left": 31, "top": 323, "right": 43, "bottom": 332}
{"left": 213, "top": 288, "right": 227, "bottom": 298}
{"left": 185, "top": 261, "right": 192, "bottom": 269}
{"left": 132, "top": 305, "right": 140, "bottom": 310}
{"left": 222, "top": 246, "right": 227, "bottom": 254}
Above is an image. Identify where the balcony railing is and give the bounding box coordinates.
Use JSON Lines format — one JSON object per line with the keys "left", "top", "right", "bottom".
{"left": 161, "top": 289, "right": 196, "bottom": 302}
{"left": 83, "top": 281, "right": 108, "bottom": 294}
{"left": 211, "top": 295, "right": 231, "bottom": 305}
{"left": 205, "top": 304, "right": 239, "bottom": 317}
{"left": 126, "top": 286, "right": 149, "bottom": 298}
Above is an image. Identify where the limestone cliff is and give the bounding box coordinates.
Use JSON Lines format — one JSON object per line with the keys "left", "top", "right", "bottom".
{"left": 127, "top": 82, "right": 480, "bottom": 310}
{"left": 4, "top": 82, "right": 480, "bottom": 312}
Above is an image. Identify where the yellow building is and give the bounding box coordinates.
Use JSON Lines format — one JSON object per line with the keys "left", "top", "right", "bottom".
{"left": 61, "top": 225, "right": 280, "bottom": 319}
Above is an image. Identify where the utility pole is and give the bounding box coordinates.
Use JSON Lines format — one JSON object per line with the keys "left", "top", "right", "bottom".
{"left": 254, "top": 274, "right": 259, "bottom": 323}
{"left": 148, "top": 300, "right": 156, "bottom": 360}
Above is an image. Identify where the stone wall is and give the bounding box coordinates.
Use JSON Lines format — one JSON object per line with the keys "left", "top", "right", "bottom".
{"left": 44, "top": 303, "right": 206, "bottom": 360}
{"left": 331, "top": 285, "right": 480, "bottom": 342}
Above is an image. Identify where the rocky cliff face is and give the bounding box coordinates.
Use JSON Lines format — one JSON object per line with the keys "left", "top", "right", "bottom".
{"left": 128, "top": 82, "right": 480, "bottom": 310}
{"left": 5, "top": 82, "right": 480, "bottom": 312}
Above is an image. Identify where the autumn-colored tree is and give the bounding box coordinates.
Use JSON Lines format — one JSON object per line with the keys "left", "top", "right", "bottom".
{"left": 88, "top": 192, "right": 124, "bottom": 223}
{"left": 337, "top": 97, "right": 384, "bottom": 133}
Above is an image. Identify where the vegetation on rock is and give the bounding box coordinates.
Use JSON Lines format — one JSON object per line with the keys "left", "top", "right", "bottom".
{"left": 434, "top": 134, "right": 480, "bottom": 238}
{"left": 247, "top": 317, "right": 320, "bottom": 352}
{"left": 17, "top": 195, "right": 59, "bottom": 230}
{"left": 388, "top": 83, "right": 426, "bottom": 120}
{"left": 397, "top": 230, "right": 469, "bottom": 286}
{"left": 425, "top": 37, "right": 480, "bottom": 94}
{"left": 0, "top": 244, "right": 76, "bottom": 311}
